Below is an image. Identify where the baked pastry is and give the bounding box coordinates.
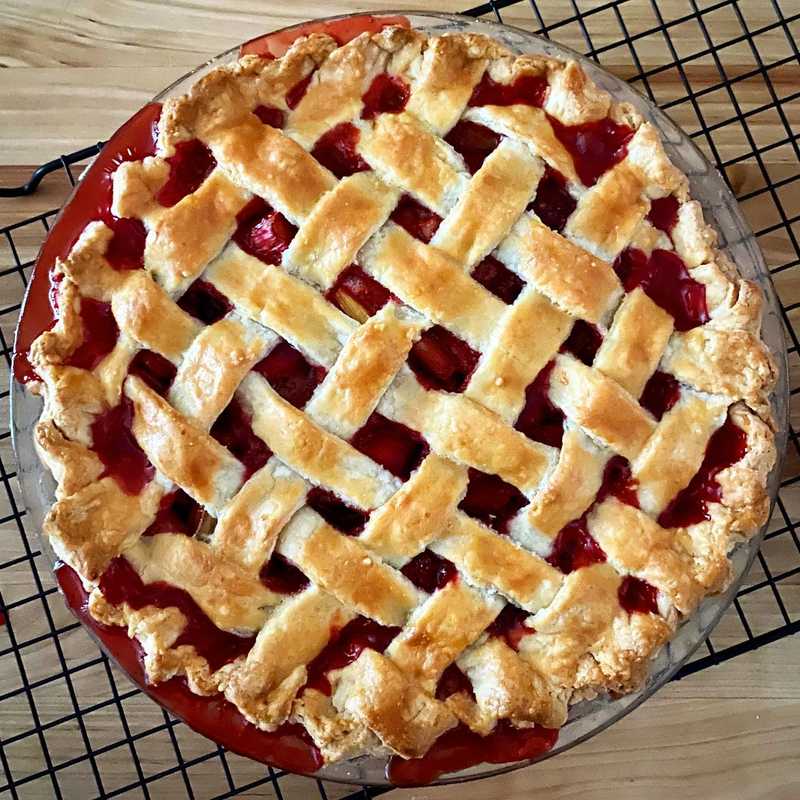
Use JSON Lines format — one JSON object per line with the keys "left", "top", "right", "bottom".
{"left": 26, "top": 24, "right": 777, "bottom": 778}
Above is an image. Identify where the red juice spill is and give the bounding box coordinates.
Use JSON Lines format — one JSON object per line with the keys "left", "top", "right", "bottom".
{"left": 56, "top": 562, "right": 323, "bottom": 775}
{"left": 388, "top": 721, "right": 558, "bottom": 786}
{"left": 14, "top": 102, "right": 162, "bottom": 385}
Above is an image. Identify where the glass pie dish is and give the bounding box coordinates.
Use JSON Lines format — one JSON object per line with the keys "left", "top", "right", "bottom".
{"left": 10, "top": 10, "right": 789, "bottom": 787}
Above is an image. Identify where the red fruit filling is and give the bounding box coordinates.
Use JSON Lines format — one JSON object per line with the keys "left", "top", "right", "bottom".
{"left": 65, "top": 299, "right": 119, "bottom": 371}
{"left": 550, "top": 117, "right": 634, "bottom": 187}
{"left": 458, "top": 468, "right": 528, "bottom": 535}
{"left": 547, "top": 519, "right": 607, "bottom": 574}
{"left": 233, "top": 197, "right": 297, "bottom": 265}
{"left": 390, "top": 194, "right": 442, "bottom": 243}
{"left": 529, "top": 165, "right": 576, "bottom": 232}
{"left": 618, "top": 575, "right": 659, "bottom": 615}
{"left": 350, "top": 412, "right": 428, "bottom": 480}
{"left": 210, "top": 398, "right": 271, "bottom": 480}
{"left": 259, "top": 554, "right": 310, "bottom": 595}
{"left": 560, "top": 320, "right": 603, "bottom": 366}
{"left": 326, "top": 264, "right": 394, "bottom": 318}
{"left": 306, "top": 487, "right": 369, "bottom": 536}
{"left": 311, "top": 122, "right": 370, "bottom": 178}
{"left": 401, "top": 550, "right": 459, "bottom": 594}
{"left": 470, "top": 255, "right": 524, "bottom": 304}
{"left": 304, "top": 617, "right": 401, "bottom": 695}
{"left": 468, "top": 72, "right": 548, "bottom": 108}
{"left": 515, "top": 361, "right": 565, "bottom": 448}
{"left": 156, "top": 139, "right": 217, "bottom": 208}
{"left": 444, "top": 120, "right": 502, "bottom": 174}
{"left": 90, "top": 395, "right": 154, "bottom": 495}
{"left": 286, "top": 71, "right": 314, "bottom": 110}
{"left": 639, "top": 370, "right": 681, "bottom": 421}
{"left": 647, "top": 195, "right": 680, "bottom": 235}
{"left": 486, "top": 603, "right": 536, "bottom": 651}
{"left": 408, "top": 326, "right": 480, "bottom": 393}
{"left": 177, "top": 279, "right": 233, "bottom": 325}
{"left": 435, "top": 663, "right": 475, "bottom": 701}
{"left": 361, "top": 73, "right": 410, "bottom": 119}
{"left": 143, "top": 489, "right": 205, "bottom": 537}
{"left": 253, "top": 341, "right": 326, "bottom": 409}
{"left": 253, "top": 104, "right": 285, "bottom": 128}
{"left": 613, "top": 247, "right": 708, "bottom": 332}
{"left": 99, "top": 557, "right": 254, "bottom": 671}
{"left": 658, "top": 416, "right": 747, "bottom": 528}
{"left": 127, "top": 349, "right": 177, "bottom": 397}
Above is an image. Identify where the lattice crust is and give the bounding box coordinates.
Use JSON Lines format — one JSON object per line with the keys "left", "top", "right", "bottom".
{"left": 29, "top": 26, "right": 778, "bottom": 766}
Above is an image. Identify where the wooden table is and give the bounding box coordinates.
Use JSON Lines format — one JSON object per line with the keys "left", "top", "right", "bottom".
{"left": 1, "top": 2, "right": 799, "bottom": 799}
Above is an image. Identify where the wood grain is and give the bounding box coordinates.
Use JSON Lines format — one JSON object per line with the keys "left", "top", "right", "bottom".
{"left": 1, "top": 2, "right": 798, "bottom": 799}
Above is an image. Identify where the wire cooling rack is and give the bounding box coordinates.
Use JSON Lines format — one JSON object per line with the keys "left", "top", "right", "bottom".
{"left": 1, "top": 1, "right": 799, "bottom": 798}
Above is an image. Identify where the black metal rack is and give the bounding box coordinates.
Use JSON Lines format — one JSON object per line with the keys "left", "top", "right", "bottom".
{"left": 1, "top": 1, "right": 798, "bottom": 798}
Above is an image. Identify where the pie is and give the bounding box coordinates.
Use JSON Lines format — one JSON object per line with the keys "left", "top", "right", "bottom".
{"left": 25, "top": 24, "right": 778, "bottom": 779}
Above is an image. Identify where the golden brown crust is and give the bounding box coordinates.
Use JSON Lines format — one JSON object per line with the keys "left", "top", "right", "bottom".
{"left": 28, "top": 24, "right": 778, "bottom": 770}
{"left": 126, "top": 375, "right": 245, "bottom": 512}
{"left": 498, "top": 215, "right": 623, "bottom": 323}
{"left": 44, "top": 478, "right": 162, "bottom": 580}
{"left": 549, "top": 354, "right": 656, "bottom": 460}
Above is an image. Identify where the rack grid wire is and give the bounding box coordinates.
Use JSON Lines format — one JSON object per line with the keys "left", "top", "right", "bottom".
{"left": 1, "top": 1, "right": 798, "bottom": 798}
